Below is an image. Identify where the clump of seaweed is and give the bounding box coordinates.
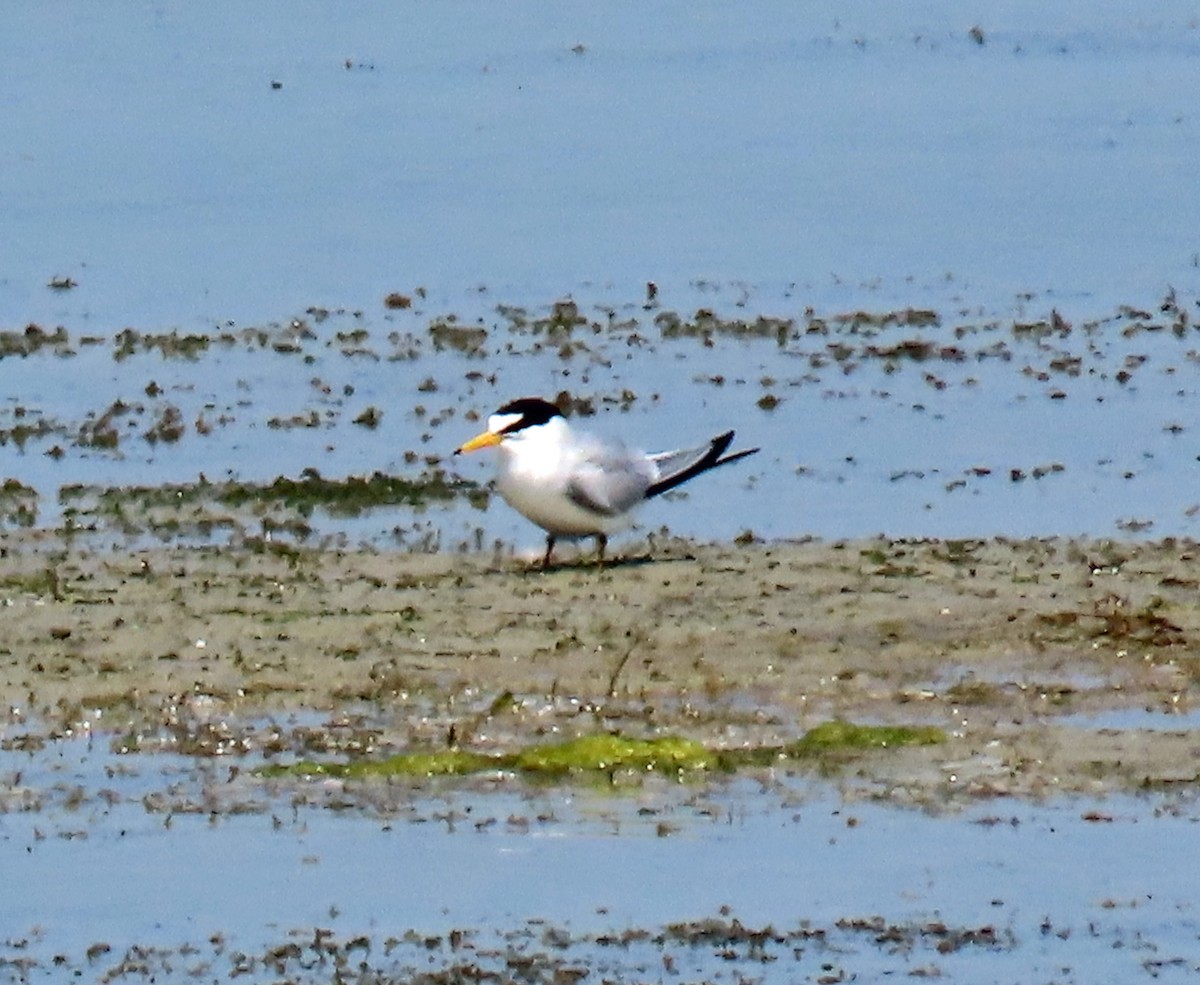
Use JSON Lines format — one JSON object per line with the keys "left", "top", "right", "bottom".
{"left": 429, "top": 319, "right": 489, "bottom": 355}
{"left": 260, "top": 721, "right": 945, "bottom": 782}
{"left": 1090, "top": 593, "right": 1185, "bottom": 648}
{"left": 1036, "top": 593, "right": 1186, "bottom": 650}
{"left": 0, "top": 323, "right": 73, "bottom": 357}
{"left": 655, "top": 309, "right": 796, "bottom": 346}
{"left": 215, "top": 468, "right": 469, "bottom": 517}
{"left": 57, "top": 468, "right": 479, "bottom": 541}
{"left": 114, "top": 328, "right": 211, "bottom": 361}
{"left": 0, "top": 478, "right": 38, "bottom": 528}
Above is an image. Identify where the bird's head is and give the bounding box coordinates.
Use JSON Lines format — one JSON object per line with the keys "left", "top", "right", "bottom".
{"left": 454, "top": 397, "right": 564, "bottom": 454}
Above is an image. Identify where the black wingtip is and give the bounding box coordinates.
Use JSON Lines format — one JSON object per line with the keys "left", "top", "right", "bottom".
{"left": 710, "top": 430, "right": 735, "bottom": 458}
{"left": 645, "top": 432, "right": 759, "bottom": 499}
{"left": 715, "top": 446, "right": 759, "bottom": 467}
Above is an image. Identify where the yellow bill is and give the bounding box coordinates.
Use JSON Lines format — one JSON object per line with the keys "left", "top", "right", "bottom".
{"left": 455, "top": 430, "right": 503, "bottom": 454}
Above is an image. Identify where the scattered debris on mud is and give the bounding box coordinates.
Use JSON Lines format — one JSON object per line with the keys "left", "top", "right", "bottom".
{"left": 2, "top": 533, "right": 1198, "bottom": 806}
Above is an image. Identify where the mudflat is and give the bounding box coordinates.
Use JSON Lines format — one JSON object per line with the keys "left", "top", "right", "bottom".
{"left": 2, "top": 533, "right": 1196, "bottom": 803}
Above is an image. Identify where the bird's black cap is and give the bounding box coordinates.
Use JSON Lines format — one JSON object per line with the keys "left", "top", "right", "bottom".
{"left": 494, "top": 397, "right": 563, "bottom": 433}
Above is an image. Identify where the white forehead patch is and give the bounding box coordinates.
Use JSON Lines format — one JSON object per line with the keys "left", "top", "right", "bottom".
{"left": 488, "top": 412, "right": 524, "bottom": 433}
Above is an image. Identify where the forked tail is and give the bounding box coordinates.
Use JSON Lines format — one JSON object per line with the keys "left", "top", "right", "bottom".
{"left": 645, "top": 431, "right": 759, "bottom": 499}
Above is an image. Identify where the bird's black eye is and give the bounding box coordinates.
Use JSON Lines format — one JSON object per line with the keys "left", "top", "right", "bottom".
{"left": 495, "top": 398, "right": 562, "bottom": 432}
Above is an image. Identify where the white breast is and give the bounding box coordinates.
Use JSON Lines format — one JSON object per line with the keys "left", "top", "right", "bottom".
{"left": 495, "top": 419, "right": 650, "bottom": 536}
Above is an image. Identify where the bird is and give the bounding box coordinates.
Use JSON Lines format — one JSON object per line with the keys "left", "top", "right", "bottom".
{"left": 455, "top": 397, "right": 759, "bottom": 566}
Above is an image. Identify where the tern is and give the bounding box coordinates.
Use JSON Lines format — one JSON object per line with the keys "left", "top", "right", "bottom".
{"left": 455, "top": 397, "right": 759, "bottom": 566}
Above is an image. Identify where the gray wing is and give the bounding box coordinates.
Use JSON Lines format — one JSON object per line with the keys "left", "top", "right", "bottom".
{"left": 565, "top": 436, "right": 655, "bottom": 516}
{"left": 648, "top": 444, "right": 723, "bottom": 482}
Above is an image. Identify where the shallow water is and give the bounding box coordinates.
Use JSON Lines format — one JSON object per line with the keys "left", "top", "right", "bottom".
{"left": 4, "top": 2, "right": 1199, "bottom": 328}
{"left": 3, "top": 734, "right": 1198, "bottom": 983}
{"left": 3, "top": 297, "right": 1200, "bottom": 549}
{"left": 4, "top": 2, "right": 1200, "bottom": 548}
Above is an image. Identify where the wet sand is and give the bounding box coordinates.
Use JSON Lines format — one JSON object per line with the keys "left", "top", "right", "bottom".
{"left": 3, "top": 533, "right": 1197, "bottom": 802}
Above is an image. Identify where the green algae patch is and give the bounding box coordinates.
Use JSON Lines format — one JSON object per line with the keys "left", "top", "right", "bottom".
{"left": 216, "top": 469, "right": 469, "bottom": 517}
{"left": 260, "top": 734, "right": 714, "bottom": 781}
{"left": 348, "top": 749, "right": 495, "bottom": 777}
{"left": 711, "top": 721, "right": 947, "bottom": 771}
{"left": 260, "top": 759, "right": 343, "bottom": 778}
{"left": 514, "top": 734, "right": 713, "bottom": 775}
{"left": 57, "top": 467, "right": 480, "bottom": 540}
{"left": 261, "top": 748, "right": 495, "bottom": 779}
{"left": 62, "top": 469, "right": 470, "bottom": 518}
{"left": 260, "top": 724, "right": 939, "bottom": 784}
{"left": 788, "top": 720, "right": 946, "bottom": 756}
